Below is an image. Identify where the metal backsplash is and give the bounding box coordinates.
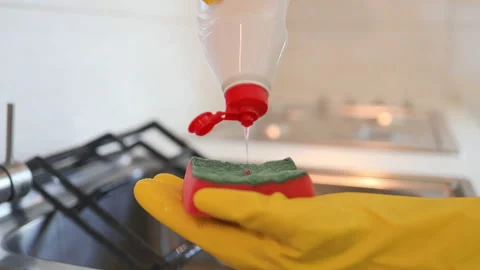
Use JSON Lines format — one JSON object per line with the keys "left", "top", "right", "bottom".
{"left": 209, "top": 100, "right": 458, "bottom": 154}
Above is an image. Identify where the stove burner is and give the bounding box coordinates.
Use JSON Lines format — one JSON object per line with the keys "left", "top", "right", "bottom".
{"left": 27, "top": 121, "right": 204, "bottom": 269}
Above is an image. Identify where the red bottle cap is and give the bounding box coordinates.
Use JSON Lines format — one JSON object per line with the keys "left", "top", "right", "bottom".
{"left": 189, "top": 83, "right": 269, "bottom": 136}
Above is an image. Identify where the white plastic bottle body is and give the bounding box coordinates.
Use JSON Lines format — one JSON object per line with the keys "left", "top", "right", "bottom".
{"left": 197, "top": 0, "right": 290, "bottom": 93}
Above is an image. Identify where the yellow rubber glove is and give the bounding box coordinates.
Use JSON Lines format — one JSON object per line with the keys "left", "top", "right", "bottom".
{"left": 203, "top": 0, "right": 222, "bottom": 5}
{"left": 134, "top": 174, "right": 480, "bottom": 270}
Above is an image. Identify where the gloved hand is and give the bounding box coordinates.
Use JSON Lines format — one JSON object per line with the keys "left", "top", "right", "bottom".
{"left": 202, "top": 0, "right": 221, "bottom": 5}
{"left": 134, "top": 174, "right": 480, "bottom": 270}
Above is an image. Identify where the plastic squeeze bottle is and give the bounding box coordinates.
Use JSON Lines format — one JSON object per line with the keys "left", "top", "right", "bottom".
{"left": 189, "top": 0, "right": 290, "bottom": 136}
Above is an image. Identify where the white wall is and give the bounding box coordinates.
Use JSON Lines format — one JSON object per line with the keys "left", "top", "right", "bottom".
{"left": 273, "top": 0, "right": 480, "bottom": 117}
{"left": 0, "top": 1, "right": 225, "bottom": 160}
{"left": 451, "top": 0, "right": 480, "bottom": 123}
{"left": 0, "top": 0, "right": 479, "bottom": 161}
{"left": 274, "top": 0, "right": 453, "bottom": 107}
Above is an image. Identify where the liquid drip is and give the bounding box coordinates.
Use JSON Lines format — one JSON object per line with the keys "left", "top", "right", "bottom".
{"left": 244, "top": 169, "right": 251, "bottom": 176}
{"left": 244, "top": 127, "right": 250, "bottom": 165}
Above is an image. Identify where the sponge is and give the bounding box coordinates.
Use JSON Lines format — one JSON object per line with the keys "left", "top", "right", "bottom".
{"left": 183, "top": 157, "right": 315, "bottom": 217}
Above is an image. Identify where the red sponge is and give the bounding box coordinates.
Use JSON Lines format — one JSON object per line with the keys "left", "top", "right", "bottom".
{"left": 183, "top": 157, "right": 315, "bottom": 217}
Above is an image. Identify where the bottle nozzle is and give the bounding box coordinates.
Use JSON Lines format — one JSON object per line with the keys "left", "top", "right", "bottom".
{"left": 240, "top": 113, "right": 255, "bottom": 127}
{"left": 188, "top": 83, "right": 268, "bottom": 136}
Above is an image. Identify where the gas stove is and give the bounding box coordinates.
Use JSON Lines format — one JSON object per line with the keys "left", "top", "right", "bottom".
{"left": 0, "top": 104, "right": 474, "bottom": 270}
{"left": 0, "top": 117, "right": 227, "bottom": 269}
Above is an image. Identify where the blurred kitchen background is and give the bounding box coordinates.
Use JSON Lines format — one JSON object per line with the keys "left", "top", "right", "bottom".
{"left": 1, "top": 1, "right": 480, "bottom": 269}
{"left": 0, "top": 0, "right": 479, "bottom": 159}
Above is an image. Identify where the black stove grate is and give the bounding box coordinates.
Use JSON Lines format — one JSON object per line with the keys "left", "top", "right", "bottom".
{"left": 26, "top": 121, "right": 204, "bottom": 270}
